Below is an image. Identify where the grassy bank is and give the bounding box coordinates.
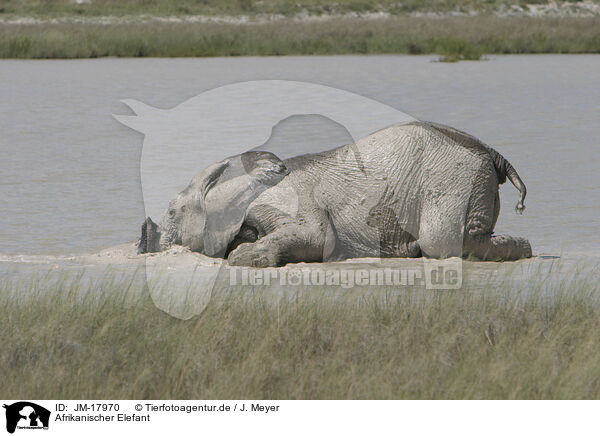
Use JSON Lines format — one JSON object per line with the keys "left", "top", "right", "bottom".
{"left": 2, "top": 0, "right": 599, "bottom": 17}
{"left": 1, "top": 16, "right": 600, "bottom": 59}
{"left": 2, "top": 270, "right": 600, "bottom": 399}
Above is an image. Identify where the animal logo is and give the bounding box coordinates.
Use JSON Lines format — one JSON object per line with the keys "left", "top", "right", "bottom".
{"left": 3, "top": 402, "right": 50, "bottom": 434}
{"left": 113, "top": 79, "right": 415, "bottom": 222}
{"left": 114, "top": 80, "right": 418, "bottom": 319}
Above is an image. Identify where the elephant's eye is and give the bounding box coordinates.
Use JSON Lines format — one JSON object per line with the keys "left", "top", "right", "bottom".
{"left": 169, "top": 209, "right": 176, "bottom": 217}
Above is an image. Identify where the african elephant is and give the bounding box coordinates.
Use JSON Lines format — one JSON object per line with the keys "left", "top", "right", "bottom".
{"left": 137, "top": 150, "right": 289, "bottom": 256}
{"left": 138, "top": 121, "right": 532, "bottom": 266}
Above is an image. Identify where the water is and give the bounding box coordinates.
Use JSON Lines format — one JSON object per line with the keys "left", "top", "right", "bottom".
{"left": 1, "top": 55, "right": 599, "bottom": 272}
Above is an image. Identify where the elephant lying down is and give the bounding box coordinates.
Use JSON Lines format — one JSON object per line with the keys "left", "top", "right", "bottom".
{"left": 138, "top": 121, "right": 532, "bottom": 266}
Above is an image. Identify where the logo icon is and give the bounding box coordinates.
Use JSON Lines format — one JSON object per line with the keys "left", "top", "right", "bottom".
{"left": 3, "top": 402, "right": 50, "bottom": 434}
{"left": 114, "top": 80, "right": 432, "bottom": 320}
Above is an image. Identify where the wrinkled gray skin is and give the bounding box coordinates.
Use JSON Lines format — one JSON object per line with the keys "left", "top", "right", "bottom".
{"left": 138, "top": 151, "right": 289, "bottom": 256}
{"left": 140, "top": 121, "right": 532, "bottom": 266}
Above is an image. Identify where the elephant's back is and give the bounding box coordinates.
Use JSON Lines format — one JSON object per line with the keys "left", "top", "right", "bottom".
{"left": 324, "top": 122, "right": 494, "bottom": 257}
{"left": 249, "top": 121, "right": 497, "bottom": 259}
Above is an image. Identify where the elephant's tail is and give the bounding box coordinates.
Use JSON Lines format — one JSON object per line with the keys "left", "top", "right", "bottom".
{"left": 487, "top": 146, "right": 527, "bottom": 214}
{"left": 418, "top": 121, "right": 527, "bottom": 214}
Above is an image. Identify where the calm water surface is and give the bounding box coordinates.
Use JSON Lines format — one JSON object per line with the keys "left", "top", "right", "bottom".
{"left": 1, "top": 55, "right": 599, "bottom": 263}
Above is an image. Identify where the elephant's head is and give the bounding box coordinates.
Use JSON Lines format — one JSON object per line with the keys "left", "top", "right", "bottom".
{"left": 137, "top": 151, "right": 288, "bottom": 256}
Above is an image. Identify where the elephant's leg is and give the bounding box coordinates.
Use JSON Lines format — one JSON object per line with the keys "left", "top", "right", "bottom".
{"left": 417, "top": 223, "right": 463, "bottom": 259}
{"left": 462, "top": 165, "right": 531, "bottom": 260}
{"left": 463, "top": 233, "right": 532, "bottom": 261}
{"left": 417, "top": 194, "right": 467, "bottom": 259}
{"left": 465, "top": 168, "right": 500, "bottom": 237}
{"left": 227, "top": 221, "right": 328, "bottom": 267}
{"left": 224, "top": 223, "right": 259, "bottom": 258}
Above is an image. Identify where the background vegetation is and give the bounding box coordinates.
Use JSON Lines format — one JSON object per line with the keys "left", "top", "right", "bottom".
{"left": 1, "top": 16, "right": 600, "bottom": 59}
{"left": 2, "top": 268, "right": 600, "bottom": 399}
{"left": 1, "top": 1, "right": 599, "bottom": 58}
{"left": 1, "top": 0, "right": 597, "bottom": 17}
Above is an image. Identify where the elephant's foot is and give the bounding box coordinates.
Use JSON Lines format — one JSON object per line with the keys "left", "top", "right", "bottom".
{"left": 464, "top": 234, "right": 532, "bottom": 261}
{"left": 403, "top": 240, "right": 421, "bottom": 258}
{"left": 379, "top": 240, "right": 421, "bottom": 258}
{"left": 227, "top": 242, "right": 280, "bottom": 267}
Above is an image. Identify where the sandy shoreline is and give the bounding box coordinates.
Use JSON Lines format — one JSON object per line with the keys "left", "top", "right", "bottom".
{"left": 2, "top": 2, "right": 600, "bottom": 25}
{"left": 0, "top": 241, "right": 579, "bottom": 282}
{"left": 1, "top": 242, "right": 593, "bottom": 320}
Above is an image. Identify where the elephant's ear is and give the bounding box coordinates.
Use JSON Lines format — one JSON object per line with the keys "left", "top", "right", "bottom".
{"left": 201, "top": 173, "right": 255, "bottom": 258}
{"left": 203, "top": 209, "right": 246, "bottom": 258}
{"left": 200, "top": 152, "right": 287, "bottom": 259}
{"left": 197, "top": 160, "right": 231, "bottom": 197}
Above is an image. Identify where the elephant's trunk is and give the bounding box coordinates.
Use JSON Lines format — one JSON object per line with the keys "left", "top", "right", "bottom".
{"left": 138, "top": 217, "right": 163, "bottom": 254}
{"left": 487, "top": 147, "right": 527, "bottom": 214}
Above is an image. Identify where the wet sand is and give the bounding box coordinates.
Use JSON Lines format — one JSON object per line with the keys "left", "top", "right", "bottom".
{"left": 2, "top": 242, "right": 593, "bottom": 320}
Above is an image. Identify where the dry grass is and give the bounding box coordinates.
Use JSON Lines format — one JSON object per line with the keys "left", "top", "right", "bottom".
{"left": 1, "top": 267, "right": 600, "bottom": 399}
{"left": 2, "top": 0, "right": 598, "bottom": 17}
{"left": 1, "top": 16, "right": 599, "bottom": 58}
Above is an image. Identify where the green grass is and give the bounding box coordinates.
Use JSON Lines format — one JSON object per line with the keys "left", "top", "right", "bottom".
{"left": 1, "top": 16, "right": 600, "bottom": 58}
{"left": 2, "top": 267, "right": 600, "bottom": 399}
